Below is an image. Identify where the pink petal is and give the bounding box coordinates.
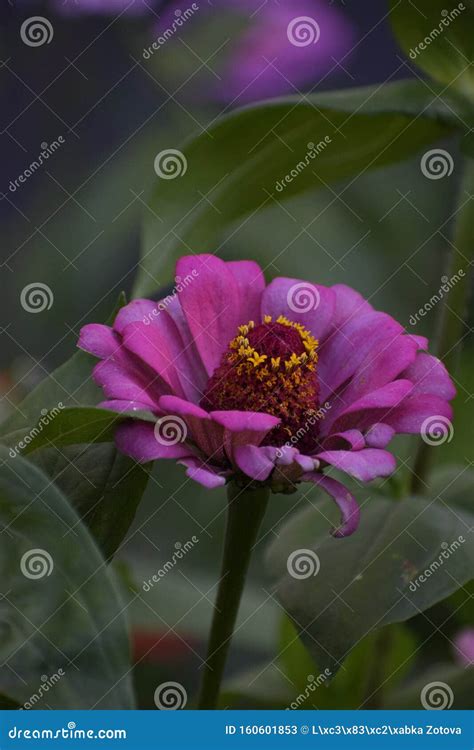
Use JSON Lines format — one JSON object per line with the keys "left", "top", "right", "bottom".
{"left": 303, "top": 473, "right": 360, "bottom": 537}
{"left": 321, "top": 429, "right": 365, "bottom": 451}
{"left": 165, "top": 296, "right": 208, "bottom": 397}
{"left": 78, "top": 324, "right": 120, "bottom": 359}
{"left": 234, "top": 444, "right": 276, "bottom": 481}
{"left": 385, "top": 395, "right": 453, "bottom": 434}
{"left": 261, "top": 277, "right": 336, "bottom": 341}
{"left": 406, "top": 334, "right": 428, "bottom": 350}
{"left": 327, "top": 335, "right": 419, "bottom": 423}
{"left": 176, "top": 254, "right": 241, "bottom": 376}
{"left": 227, "top": 260, "right": 265, "bottom": 325}
{"left": 159, "top": 395, "right": 225, "bottom": 460}
{"left": 364, "top": 423, "right": 395, "bottom": 448}
{"left": 122, "top": 320, "right": 184, "bottom": 397}
{"left": 315, "top": 448, "right": 396, "bottom": 482}
{"left": 324, "top": 380, "right": 413, "bottom": 435}
{"left": 92, "top": 355, "right": 167, "bottom": 409}
{"left": 178, "top": 457, "right": 227, "bottom": 488}
{"left": 331, "top": 284, "right": 372, "bottom": 328}
{"left": 318, "top": 311, "right": 405, "bottom": 403}
{"left": 210, "top": 410, "right": 280, "bottom": 460}
{"left": 115, "top": 421, "right": 191, "bottom": 462}
{"left": 400, "top": 352, "right": 456, "bottom": 400}
{"left": 114, "top": 299, "right": 157, "bottom": 335}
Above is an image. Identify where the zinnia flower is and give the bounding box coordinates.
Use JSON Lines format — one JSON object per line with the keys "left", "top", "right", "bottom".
{"left": 78, "top": 254, "right": 455, "bottom": 537}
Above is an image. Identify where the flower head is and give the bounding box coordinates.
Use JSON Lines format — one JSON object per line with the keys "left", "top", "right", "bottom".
{"left": 152, "top": 0, "right": 356, "bottom": 105}
{"left": 78, "top": 254, "right": 455, "bottom": 537}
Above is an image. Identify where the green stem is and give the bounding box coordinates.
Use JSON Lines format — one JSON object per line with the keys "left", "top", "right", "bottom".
{"left": 197, "top": 482, "right": 270, "bottom": 710}
{"left": 411, "top": 155, "right": 474, "bottom": 493}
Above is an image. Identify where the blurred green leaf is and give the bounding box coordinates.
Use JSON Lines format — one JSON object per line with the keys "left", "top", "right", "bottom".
{"left": 0, "top": 292, "right": 127, "bottom": 439}
{"left": 135, "top": 81, "right": 458, "bottom": 295}
{"left": 266, "top": 489, "right": 474, "bottom": 676}
{"left": 389, "top": 0, "right": 474, "bottom": 96}
{"left": 0, "top": 447, "right": 135, "bottom": 708}
{"left": 277, "top": 617, "right": 416, "bottom": 709}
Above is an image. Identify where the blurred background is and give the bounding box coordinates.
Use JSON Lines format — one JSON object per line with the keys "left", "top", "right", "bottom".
{"left": 1, "top": 0, "right": 473, "bottom": 709}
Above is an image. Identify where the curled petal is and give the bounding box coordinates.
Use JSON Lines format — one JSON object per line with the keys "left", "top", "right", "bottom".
{"left": 303, "top": 473, "right": 360, "bottom": 537}
{"left": 178, "top": 457, "right": 227, "bottom": 488}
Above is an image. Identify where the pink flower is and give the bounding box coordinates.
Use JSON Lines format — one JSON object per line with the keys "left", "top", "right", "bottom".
{"left": 78, "top": 255, "right": 455, "bottom": 537}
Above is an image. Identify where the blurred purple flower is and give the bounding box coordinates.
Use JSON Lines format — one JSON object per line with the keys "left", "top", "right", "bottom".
{"left": 453, "top": 628, "right": 474, "bottom": 667}
{"left": 51, "top": 0, "right": 149, "bottom": 15}
{"left": 152, "top": 0, "right": 356, "bottom": 104}
{"left": 216, "top": 0, "right": 356, "bottom": 103}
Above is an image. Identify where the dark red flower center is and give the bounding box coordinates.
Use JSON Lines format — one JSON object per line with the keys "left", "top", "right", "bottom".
{"left": 201, "top": 315, "right": 321, "bottom": 452}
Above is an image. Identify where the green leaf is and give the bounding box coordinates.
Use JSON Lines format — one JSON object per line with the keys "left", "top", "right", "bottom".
{"left": 31, "top": 443, "right": 150, "bottom": 561}
{"left": 135, "top": 81, "right": 457, "bottom": 295}
{"left": 277, "top": 616, "right": 417, "bottom": 709}
{"left": 266, "top": 491, "right": 474, "bottom": 676}
{"left": 17, "top": 407, "right": 122, "bottom": 454}
{"left": 389, "top": 0, "right": 474, "bottom": 96}
{"left": 10, "top": 406, "right": 153, "bottom": 457}
{"left": 0, "top": 448, "right": 135, "bottom": 708}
